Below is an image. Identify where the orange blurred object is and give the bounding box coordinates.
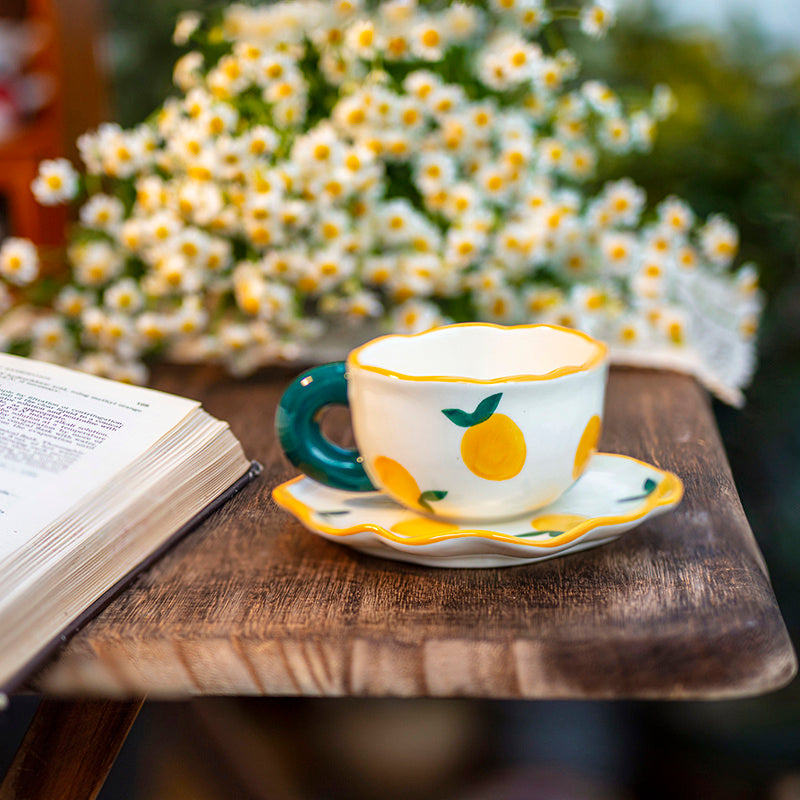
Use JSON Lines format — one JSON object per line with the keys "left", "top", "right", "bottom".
{"left": 0, "top": 0, "right": 108, "bottom": 246}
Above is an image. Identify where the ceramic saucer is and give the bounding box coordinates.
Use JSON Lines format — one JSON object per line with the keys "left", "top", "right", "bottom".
{"left": 272, "top": 453, "right": 683, "bottom": 568}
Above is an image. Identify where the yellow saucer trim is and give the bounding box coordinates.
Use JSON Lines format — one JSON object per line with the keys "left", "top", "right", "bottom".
{"left": 347, "top": 322, "right": 608, "bottom": 384}
{"left": 272, "top": 453, "right": 684, "bottom": 550}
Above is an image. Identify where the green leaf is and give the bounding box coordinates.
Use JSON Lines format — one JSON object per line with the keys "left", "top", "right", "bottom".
{"left": 418, "top": 490, "right": 448, "bottom": 513}
{"left": 442, "top": 393, "right": 503, "bottom": 427}
{"left": 517, "top": 530, "right": 564, "bottom": 538}
{"left": 441, "top": 407, "right": 475, "bottom": 427}
{"left": 617, "top": 478, "right": 661, "bottom": 504}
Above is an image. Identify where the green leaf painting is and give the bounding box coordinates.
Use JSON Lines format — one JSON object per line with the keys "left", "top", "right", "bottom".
{"left": 418, "top": 490, "right": 448, "bottom": 513}
{"left": 617, "top": 477, "right": 660, "bottom": 504}
{"left": 442, "top": 393, "right": 503, "bottom": 428}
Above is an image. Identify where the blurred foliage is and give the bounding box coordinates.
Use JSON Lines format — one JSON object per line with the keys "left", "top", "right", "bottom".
{"left": 102, "top": 1, "right": 800, "bottom": 621}
{"left": 583, "top": 5, "right": 800, "bottom": 636}
{"left": 106, "top": 0, "right": 221, "bottom": 128}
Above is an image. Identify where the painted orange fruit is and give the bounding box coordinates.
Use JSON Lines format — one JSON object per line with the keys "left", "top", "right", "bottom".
{"left": 530, "top": 513, "right": 588, "bottom": 532}
{"left": 372, "top": 456, "right": 447, "bottom": 512}
{"left": 460, "top": 413, "right": 526, "bottom": 481}
{"left": 572, "top": 414, "right": 601, "bottom": 479}
{"left": 443, "top": 393, "right": 526, "bottom": 481}
{"left": 373, "top": 456, "right": 422, "bottom": 508}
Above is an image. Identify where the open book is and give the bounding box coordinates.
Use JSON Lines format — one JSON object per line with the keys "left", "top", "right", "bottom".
{"left": 0, "top": 353, "right": 258, "bottom": 694}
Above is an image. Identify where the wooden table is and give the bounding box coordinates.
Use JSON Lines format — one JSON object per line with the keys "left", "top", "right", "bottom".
{"left": 2, "top": 366, "right": 796, "bottom": 799}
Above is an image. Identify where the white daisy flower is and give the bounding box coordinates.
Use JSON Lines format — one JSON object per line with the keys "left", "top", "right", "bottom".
{"left": 600, "top": 117, "right": 632, "bottom": 153}
{"left": 522, "top": 285, "right": 565, "bottom": 318}
{"left": 614, "top": 313, "right": 649, "bottom": 347}
{"left": 391, "top": 299, "right": 446, "bottom": 333}
{"left": 338, "top": 290, "right": 384, "bottom": 321}
{"left": 110, "top": 360, "right": 149, "bottom": 385}
{"left": 104, "top": 278, "right": 144, "bottom": 314}
{"left": 414, "top": 152, "right": 457, "bottom": 192}
{"left": 700, "top": 214, "right": 739, "bottom": 268}
{"left": 580, "top": 1, "right": 616, "bottom": 39}
{"left": 538, "top": 138, "right": 568, "bottom": 173}
{"left": 535, "top": 56, "right": 565, "bottom": 94}
{"left": 246, "top": 125, "right": 280, "bottom": 158}
{"left": 55, "top": 286, "right": 92, "bottom": 318}
{"left": 173, "top": 51, "right": 204, "bottom": 91}
{"left": 32, "top": 316, "right": 72, "bottom": 352}
{"left": 173, "top": 11, "right": 202, "bottom": 45}
{"left": 658, "top": 196, "right": 695, "bottom": 236}
{"left": 565, "top": 146, "right": 597, "bottom": 180}
{"left": 443, "top": 182, "right": 482, "bottom": 220}
{"left": 378, "top": 199, "right": 421, "bottom": 244}
{"left": 76, "top": 351, "right": 117, "bottom": 378}
{"left": 444, "top": 3, "right": 482, "bottom": 41}
{"left": 79, "top": 194, "right": 125, "bottom": 231}
{"left": 176, "top": 180, "right": 224, "bottom": 226}
{"left": 173, "top": 295, "right": 209, "bottom": 336}
{"left": 476, "top": 286, "right": 522, "bottom": 324}
{"left": 362, "top": 254, "right": 400, "bottom": 288}
{"left": 631, "top": 111, "right": 656, "bottom": 151}
{"left": 651, "top": 84, "right": 678, "bottom": 121}
{"left": 444, "top": 227, "right": 487, "bottom": 266}
{"left": 31, "top": 158, "right": 79, "bottom": 205}
{"left": 403, "top": 70, "right": 441, "bottom": 103}
{"left": 514, "top": 0, "right": 550, "bottom": 34}
{"left": 410, "top": 17, "right": 446, "bottom": 61}
{"left": 136, "top": 312, "right": 175, "bottom": 346}
{"left": 600, "top": 231, "right": 638, "bottom": 275}
{"left": 345, "top": 19, "right": 381, "bottom": 59}
{"left": 581, "top": 81, "right": 621, "bottom": 116}
{"left": 0, "top": 237, "right": 39, "bottom": 285}
{"left": 603, "top": 179, "right": 646, "bottom": 227}
{"left": 70, "top": 241, "right": 124, "bottom": 287}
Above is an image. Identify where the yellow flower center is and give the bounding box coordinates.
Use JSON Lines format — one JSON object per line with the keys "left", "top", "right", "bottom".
{"left": 388, "top": 37, "right": 407, "bottom": 56}
{"left": 421, "top": 29, "right": 440, "bottom": 48}
{"left": 486, "top": 175, "right": 503, "bottom": 192}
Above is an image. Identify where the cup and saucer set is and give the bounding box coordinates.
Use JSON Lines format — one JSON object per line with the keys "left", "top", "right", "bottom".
{"left": 272, "top": 323, "right": 683, "bottom": 569}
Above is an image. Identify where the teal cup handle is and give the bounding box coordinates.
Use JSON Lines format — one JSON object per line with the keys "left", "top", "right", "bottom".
{"left": 275, "top": 362, "right": 375, "bottom": 491}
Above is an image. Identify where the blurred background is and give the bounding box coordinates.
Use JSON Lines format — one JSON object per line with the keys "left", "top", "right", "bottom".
{"left": 1, "top": 0, "right": 799, "bottom": 797}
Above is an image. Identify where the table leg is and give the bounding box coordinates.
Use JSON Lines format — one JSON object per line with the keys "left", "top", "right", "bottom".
{"left": 0, "top": 698, "right": 143, "bottom": 800}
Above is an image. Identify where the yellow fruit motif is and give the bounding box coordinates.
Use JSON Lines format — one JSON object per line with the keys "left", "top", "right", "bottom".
{"left": 443, "top": 392, "right": 526, "bottom": 482}
{"left": 530, "top": 513, "right": 588, "bottom": 533}
{"left": 460, "top": 413, "right": 526, "bottom": 481}
{"left": 373, "top": 456, "right": 421, "bottom": 508}
{"left": 372, "top": 456, "right": 447, "bottom": 512}
{"left": 573, "top": 414, "right": 601, "bottom": 479}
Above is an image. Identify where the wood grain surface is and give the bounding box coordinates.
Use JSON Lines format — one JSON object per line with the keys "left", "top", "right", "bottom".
{"left": 0, "top": 699, "right": 142, "bottom": 800}
{"left": 30, "top": 367, "right": 797, "bottom": 699}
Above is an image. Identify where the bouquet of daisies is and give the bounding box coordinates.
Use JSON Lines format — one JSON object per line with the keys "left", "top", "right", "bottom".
{"left": 0, "top": 0, "right": 762, "bottom": 403}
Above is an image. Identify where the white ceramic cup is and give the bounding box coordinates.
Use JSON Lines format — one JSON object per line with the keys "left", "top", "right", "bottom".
{"left": 276, "top": 323, "right": 609, "bottom": 521}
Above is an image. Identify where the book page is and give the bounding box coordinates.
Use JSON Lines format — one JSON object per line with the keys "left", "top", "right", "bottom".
{"left": 0, "top": 354, "right": 199, "bottom": 553}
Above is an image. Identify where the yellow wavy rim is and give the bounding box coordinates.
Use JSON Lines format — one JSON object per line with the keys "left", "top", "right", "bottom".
{"left": 272, "top": 454, "right": 684, "bottom": 549}
{"left": 346, "top": 322, "right": 609, "bottom": 384}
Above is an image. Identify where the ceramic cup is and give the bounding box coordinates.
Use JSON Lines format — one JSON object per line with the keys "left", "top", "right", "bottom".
{"left": 276, "top": 323, "right": 609, "bottom": 521}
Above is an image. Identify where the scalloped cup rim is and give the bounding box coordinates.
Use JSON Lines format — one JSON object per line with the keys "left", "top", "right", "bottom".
{"left": 346, "top": 322, "right": 609, "bottom": 385}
